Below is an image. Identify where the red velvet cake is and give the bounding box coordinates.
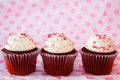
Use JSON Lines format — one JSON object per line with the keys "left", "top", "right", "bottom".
{"left": 1, "top": 33, "right": 39, "bottom": 75}
{"left": 40, "top": 33, "right": 78, "bottom": 76}
{"left": 80, "top": 34, "right": 117, "bottom": 75}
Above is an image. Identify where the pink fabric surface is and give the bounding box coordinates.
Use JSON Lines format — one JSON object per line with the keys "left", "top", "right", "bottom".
{"left": 0, "top": 0, "right": 120, "bottom": 79}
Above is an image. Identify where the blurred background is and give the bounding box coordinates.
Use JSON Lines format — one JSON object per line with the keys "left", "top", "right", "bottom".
{"left": 0, "top": 0, "right": 120, "bottom": 50}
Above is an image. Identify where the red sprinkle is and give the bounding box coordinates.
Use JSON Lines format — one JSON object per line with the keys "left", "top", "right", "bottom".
{"left": 18, "top": 46, "right": 20, "bottom": 48}
{"left": 48, "top": 33, "right": 67, "bottom": 39}
{"left": 21, "top": 33, "right": 27, "bottom": 36}
{"left": 95, "top": 34, "right": 107, "bottom": 40}
{"left": 9, "top": 33, "right": 15, "bottom": 36}
{"left": 92, "top": 46, "right": 97, "bottom": 48}
{"left": 95, "top": 34, "right": 101, "bottom": 39}
{"left": 104, "top": 35, "right": 106, "bottom": 36}
{"left": 101, "top": 47, "right": 105, "bottom": 50}
{"left": 44, "top": 45, "right": 48, "bottom": 48}
{"left": 48, "top": 34, "right": 52, "bottom": 38}
{"left": 63, "top": 37, "right": 67, "bottom": 40}
{"left": 93, "top": 41, "right": 96, "bottom": 44}
{"left": 108, "top": 45, "right": 111, "bottom": 47}
{"left": 52, "top": 44, "right": 55, "bottom": 46}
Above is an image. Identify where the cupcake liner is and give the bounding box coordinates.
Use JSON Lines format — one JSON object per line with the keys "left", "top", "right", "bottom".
{"left": 41, "top": 52, "right": 78, "bottom": 76}
{"left": 2, "top": 49, "right": 39, "bottom": 75}
{"left": 80, "top": 50, "right": 117, "bottom": 75}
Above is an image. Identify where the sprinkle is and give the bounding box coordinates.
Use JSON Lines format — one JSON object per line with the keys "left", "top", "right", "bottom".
{"left": 102, "top": 36, "right": 105, "bottom": 40}
{"left": 93, "top": 41, "right": 96, "bottom": 44}
{"left": 9, "top": 33, "right": 15, "bottom": 36}
{"left": 95, "top": 34, "right": 101, "bottom": 39}
{"left": 101, "top": 47, "right": 106, "bottom": 50}
{"left": 18, "top": 46, "right": 20, "bottom": 48}
{"left": 48, "top": 34, "right": 52, "bottom": 38}
{"left": 44, "top": 45, "right": 48, "bottom": 48}
{"left": 92, "top": 46, "right": 97, "bottom": 48}
{"left": 104, "top": 35, "right": 106, "bottom": 36}
{"left": 98, "top": 47, "right": 106, "bottom": 50}
{"left": 14, "top": 38, "right": 17, "bottom": 41}
{"left": 108, "top": 45, "right": 111, "bottom": 47}
{"left": 52, "top": 44, "right": 54, "bottom": 46}
{"left": 63, "top": 37, "right": 67, "bottom": 40}
{"left": 69, "top": 44, "right": 72, "bottom": 46}
{"left": 21, "top": 33, "right": 27, "bottom": 36}
{"left": 95, "top": 34, "right": 107, "bottom": 40}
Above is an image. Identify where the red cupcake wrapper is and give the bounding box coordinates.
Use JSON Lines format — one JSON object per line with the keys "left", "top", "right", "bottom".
{"left": 2, "top": 49, "right": 40, "bottom": 75}
{"left": 80, "top": 50, "right": 118, "bottom": 75}
{"left": 41, "top": 52, "right": 78, "bottom": 76}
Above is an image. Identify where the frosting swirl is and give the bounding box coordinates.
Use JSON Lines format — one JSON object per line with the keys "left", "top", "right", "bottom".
{"left": 4, "top": 33, "right": 36, "bottom": 51}
{"left": 43, "top": 33, "right": 74, "bottom": 54}
{"left": 85, "top": 34, "right": 116, "bottom": 53}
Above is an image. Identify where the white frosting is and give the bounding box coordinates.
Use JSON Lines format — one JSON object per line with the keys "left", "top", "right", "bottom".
{"left": 85, "top": 34, "right": 116, "bottom": 53}
{"left": 4, "top": 33, "right": 36, "bottom": 51}
{"left": 43, "top": 33, "right": 74, "bottom": 54}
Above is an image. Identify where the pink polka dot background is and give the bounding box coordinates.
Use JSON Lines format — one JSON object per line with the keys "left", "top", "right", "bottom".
{"left": 0, "top": 0, "right": 120, "bottom": 79}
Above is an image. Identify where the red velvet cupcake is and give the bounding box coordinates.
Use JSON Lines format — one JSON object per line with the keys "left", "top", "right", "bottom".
{"left": 40, "top": 33, "right": 78, "bottom": 76}
{"left": 1, "top": 33, "right": 39, "bottom": 75}
{"left": 80, "top": 34, "right": 117, "bottom": 75}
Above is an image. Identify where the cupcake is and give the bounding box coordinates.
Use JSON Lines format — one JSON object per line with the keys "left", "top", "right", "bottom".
{"left": 41, "top": 33, "right": 78, "bottom": 76}
{"left": 80, "top": 34, "right": 117, "bottom": 75}
{"left": 1, "top": 33, "right": 39, "bottom": 75}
